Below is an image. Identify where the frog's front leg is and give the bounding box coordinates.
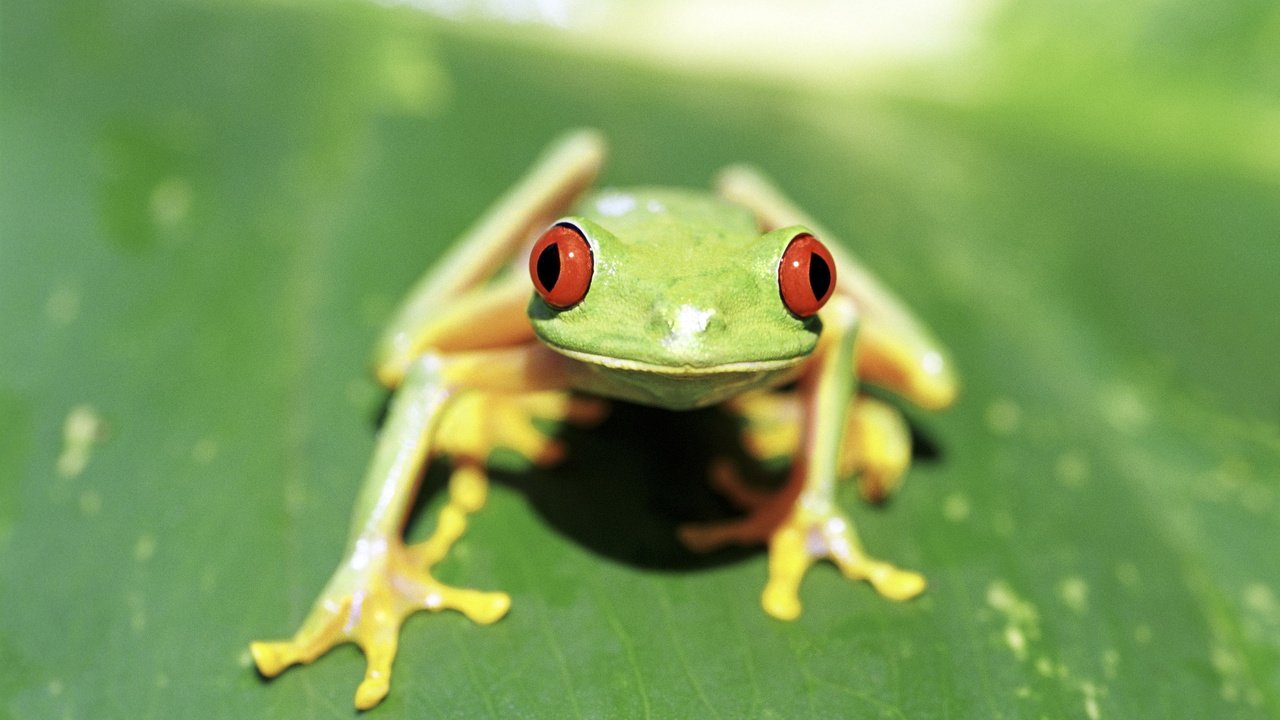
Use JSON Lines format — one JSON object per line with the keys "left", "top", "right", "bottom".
{"left": 251, "top": 344, "right": 571, "bottom": 709}
{"left": 681, "top": 297, "right": 923, "bottom": 620}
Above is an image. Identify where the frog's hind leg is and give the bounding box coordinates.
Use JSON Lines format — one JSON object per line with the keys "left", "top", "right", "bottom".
{"left": 847, "top": 394, "right": 911, "bottom": 503}
{"left": 725, "top": 391, "right": 913, "bottom": 504}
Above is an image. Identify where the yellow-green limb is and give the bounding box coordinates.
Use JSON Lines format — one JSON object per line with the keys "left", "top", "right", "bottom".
{"left": 715, "top": 164, "right": 957, "bottom": 411}
{"left": 374, "top": 130, "right": 606, "bottom": 386}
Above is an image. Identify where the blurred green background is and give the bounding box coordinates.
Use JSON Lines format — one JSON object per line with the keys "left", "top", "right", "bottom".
{"left": 3, "top": 0, "right": 1278, "bottom": 717}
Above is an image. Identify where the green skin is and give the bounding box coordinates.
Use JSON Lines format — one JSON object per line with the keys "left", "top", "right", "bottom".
{"left": 251, "top": 130, "right": 953, "bottom": 711}
{"left": 533, "top": 188, "right": 821, "bottom": 409}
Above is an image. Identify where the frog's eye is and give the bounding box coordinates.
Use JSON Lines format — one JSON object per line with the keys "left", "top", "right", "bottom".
{"left": 778, "top": 233, "right": 836, "bottom": 318}
{"left": 530, "top": 222, "right": 594, "bottom": 309}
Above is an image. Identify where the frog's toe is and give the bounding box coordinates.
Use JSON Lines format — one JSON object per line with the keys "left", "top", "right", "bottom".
{"left": 353, "top": 627, "right": 398, "bottom": 711}
{"left": 250, "top": 639, "right": 305, "bottom": 678}
{"left": 252, "top": 549, "right": 511, "bottom": 710}
{"left": 678, "top": 500, "right": 789, "bottom": 553}
{"left": 759, "top": 505, "right": 926, "bottom": 618}
{"left": 680, "top": 462, "right": 793, "bottom": 552}
{"left": 430, "top": 584, "right": 512, "bottom": 625}
{"left": 253, "top": 462, "right": 513, "bottom": 710}
{"left": 355, "top": 673, "right": 390, "bottom": 712}
{"left": 859, "top": 563, "right": 926, "bottom": 601}
{"left": 761, "top": 584, "right": 803, "bottom": 621}
{"left": 251, "top": 597, "right": 351, "bottom": 677}
{"left": 707, "top": 457, "right": 778, "bottom": 511}
{"left": 760, "top": 522, "right": 810, "bottom": 620}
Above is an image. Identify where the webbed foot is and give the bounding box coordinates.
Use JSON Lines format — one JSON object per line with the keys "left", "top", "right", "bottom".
{"left": 679, "top": 463, "right": 923, "bottom": 620}
{"left": 760, "top": 502, "right": 924, "bottom": 620}
{"left": 251, "top": 465, "right": 508, "bottom": 710}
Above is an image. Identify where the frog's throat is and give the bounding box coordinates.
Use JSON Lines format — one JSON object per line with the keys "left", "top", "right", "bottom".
{"left": 545, "top": 344, "right": 807, "bottom": 376}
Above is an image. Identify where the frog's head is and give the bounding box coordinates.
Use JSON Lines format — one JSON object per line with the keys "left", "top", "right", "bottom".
{"left": 525, "top": 190, "right": 837, "bottom": 408}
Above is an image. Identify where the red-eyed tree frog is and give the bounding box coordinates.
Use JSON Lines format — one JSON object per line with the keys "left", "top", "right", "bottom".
{"left": 251, "top": 130, "right": 957, "bottom": 709}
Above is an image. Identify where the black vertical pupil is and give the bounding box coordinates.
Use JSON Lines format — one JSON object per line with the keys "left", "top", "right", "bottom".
{"left": 536, "top": 242, "right": 561, "bottom": 290}
{"left": 808, "top": 253, "right": 831, "bottom": 299}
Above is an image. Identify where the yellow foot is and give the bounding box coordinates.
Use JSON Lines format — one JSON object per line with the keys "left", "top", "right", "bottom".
{"left": 763, "top": 504, "right": 925, "bottom": 620}
{"left": 252, "top": 464, "right": 509, "bottom": 710}
{"left": 679, "top": 487, "right": 924, "bottom": 620}
{"left": 250, "top": 537, "right": 509, "bottom": 709}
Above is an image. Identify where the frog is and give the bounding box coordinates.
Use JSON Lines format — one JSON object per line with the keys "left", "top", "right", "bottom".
{"left": 250, "top": 130, "right": 957, "bottom": 710}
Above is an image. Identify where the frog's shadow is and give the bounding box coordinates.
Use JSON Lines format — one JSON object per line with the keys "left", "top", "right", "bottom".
{"left": 399, "top": 397, "right": 944, "bottom": 573}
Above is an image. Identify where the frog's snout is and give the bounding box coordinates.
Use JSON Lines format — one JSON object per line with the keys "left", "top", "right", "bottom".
{"left": 650, "top": 301, "right": 725, "bottom": 353}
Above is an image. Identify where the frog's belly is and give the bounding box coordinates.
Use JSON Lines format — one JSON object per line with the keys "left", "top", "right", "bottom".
{"left": 565, "top": 357, "right": 806, "bottom": 410}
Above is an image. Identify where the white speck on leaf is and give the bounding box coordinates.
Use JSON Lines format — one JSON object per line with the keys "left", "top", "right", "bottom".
{"left": 942, "top": 492, "right": 971, "bottom": 522}
{"left": 987, "top": 581, "right": 1040, "bottom": 661}
{"left": 191, "top": 437, "right": 219, "bottom": 464}
{"left": 1055, "top": 450, "right": 1090, "bottom": 488}
{"left": 78, "top": 490, "right": 101, "bottom": 517}
{"left": 128, "top": 592, "right": 147, "bottom": 633}
{"left": 376, "top": 38, "right": 447, "bottom": 115}
{"left": 45, "top": 284, "right": 80, "bottom": 325}
{"left": 1243, "top": 581, "right": 1276, "bottom": 618}
{"left": 1059, "top": 576, "right": 1089, "bottom": 613}
{"left": 149, "top": 176, "right": 192, "bottom": 228}
{"left": 1102, "top": 649, "right": 1120, "bottom": 680}
{"left": 984, "top": 397, "right": 1021, "bottom": 436}
{"left": 1082, "top": 680, "right": 1101, "bottom": 720}
{"left": 1115, "top": 561, "right": 1140, "bottom": 590}
{"left": 134, "top": 534, "right": 157, "bottom": 562}
{"left": 1003, "top": 626, "right": 1027, "bottom": 659}
{"left": 1100, "top": 383, "right": 1149, "bottom": 434}
{"left": 1035, "top": 656, "right": 1054, "bottom": 676}
{"left": 57, "top": 405, "right": 105, "bottom": 478}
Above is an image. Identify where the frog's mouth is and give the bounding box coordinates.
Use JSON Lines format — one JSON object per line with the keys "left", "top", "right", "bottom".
{"left": 546, "top": 345, "right": 806, "bottom": 376}
{"left": 546, "top": 344, "right": 807, "bottom": 409}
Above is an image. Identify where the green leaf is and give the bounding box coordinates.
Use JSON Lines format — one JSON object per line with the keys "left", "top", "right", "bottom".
{"left": 3, "top": 1, "right": 1277, "bottom": 718}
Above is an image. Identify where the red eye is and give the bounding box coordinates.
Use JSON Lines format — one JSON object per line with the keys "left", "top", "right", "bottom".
{"left": 778, "top": 233, "right": 836, "bottom": 317}
{"left": 530, "top": 223, "right": 593, "bottom": 309}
